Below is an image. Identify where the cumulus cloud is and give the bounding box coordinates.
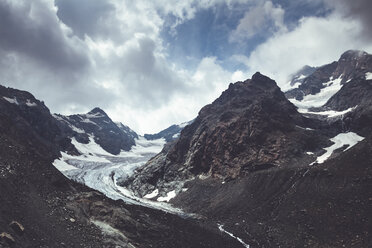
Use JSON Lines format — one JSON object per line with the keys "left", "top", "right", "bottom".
{"left": 324, "top": 0, "right": 372, "bottom": 39}
{"left": 229, "top": 1, "right": 286, "bottom": 42}
{"left": 243, "top": 13, "right": 372, "bottom": 90}
{"left": 0, "top": 0, "right": 89, "bottom": 72}
{"left": 1, "top": 0, "right": 372, "bottom": 134}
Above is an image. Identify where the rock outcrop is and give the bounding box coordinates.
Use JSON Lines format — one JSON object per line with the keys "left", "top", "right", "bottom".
{"left": 55, "top": 108, "right": 138, "bottom": 155}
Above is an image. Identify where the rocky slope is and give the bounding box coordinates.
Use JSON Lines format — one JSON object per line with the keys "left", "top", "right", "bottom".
{"left": 123, "top": 72, "right": 330, "bottom": 197}
{"left": 122, "top": 51, "right": 372, "bottom": 247}
{"left": 54, "top": 108, "right": 138, "bottom": 155}
{"left": 0, "top": 85, "right": 243, "bottom": 248}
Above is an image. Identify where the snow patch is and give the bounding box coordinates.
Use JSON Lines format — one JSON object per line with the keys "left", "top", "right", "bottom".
{"left": 311, "top": 132, "right": 364, "bottom": 165}
{"left": 306, "top": 152, "right": 314, "bottom": 155}
{"left": 157, "top": 190, "right": 177, "bottom": 202}
{"left": 71, "top": 136, "right": 113, "bottom": 156}
{"left": 143, "top": 189, "right": 159, "bottom": 199}
{"left": 25, "top": 99, "right": 37, "bottom": 107}
{"left": 300, "top": 106, "right": 357, "bottom": 117}
{"left": 3, "top": 97, "right": 19, "bottom": 105}
{"left": 365, "top": 72, "right": 372, "bottom": 80}
{"left": 218, "top": 224, "right": 250, "bottom": 248}
{"left": 289, "top": 77, "right": 343, "bottom": 109}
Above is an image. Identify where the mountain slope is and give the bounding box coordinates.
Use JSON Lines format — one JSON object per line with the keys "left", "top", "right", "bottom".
{"left": 123, "top": 73, "right": 330, "bottom": 198}
{"left": 0, "top": 85, "right": 244, "bottom": 248}
{"left": 54, "top": 108, "right": 138, "bottom": 155}
{"left": 121, "top": 58, "right": 372, "bottom": 247}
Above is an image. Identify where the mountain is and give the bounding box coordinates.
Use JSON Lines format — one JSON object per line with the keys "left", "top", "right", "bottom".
{"left": 123, "top": 72, "right": 329, "bottom": 196}
{"left": 287, "top": 65, "right": 317, "bottom": 89}
{"left": 122, "top": 52, "right": 372, "bottom": 247}
{"left": 0, "top": 85, "right": 243, "bottom": 248}
{"left": 54, "top": 108, "right": 138, "bottom": 155}
{"left": 144, "top": 120, "right": 193, "bottom": 142}
{"left": 285, "top": 50, "right": 372, "bottom": 104}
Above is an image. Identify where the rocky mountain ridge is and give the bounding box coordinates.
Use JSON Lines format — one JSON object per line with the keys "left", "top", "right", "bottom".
{"left": 0, "top": 85, "right": 242, "bottom": 248}
{"left": 54, "top": 107, "right": 138, "bottom": 155}
{"left": 120, "top": 50, "right": 372, "bottom": 247}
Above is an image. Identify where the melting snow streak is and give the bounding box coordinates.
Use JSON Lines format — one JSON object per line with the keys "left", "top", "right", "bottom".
{"left": 218, "top": 224, "right": 250, "bottom": 248}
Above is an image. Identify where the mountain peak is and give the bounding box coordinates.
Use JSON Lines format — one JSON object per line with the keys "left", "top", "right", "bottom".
{"left": 339, "top": 50, "right": 368, "bottom": 61}
{"left": 87, "top": 107, "right": 107, "bottom": 117}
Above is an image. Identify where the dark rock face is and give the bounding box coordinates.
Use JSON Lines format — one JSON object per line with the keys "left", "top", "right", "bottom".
{"left": 124, "top": 59, "right": 372, "bottom": 247}
{"left": 322, "top": 77, "right": 372, "bottom": 136}
{"left": 172, "top": 134, "right": 372, "bottom": 248}
{"left": 0, "top": 85, "right": 74, "bottom": 158}
{"left": 55, "top": 107, "right": 138, "bottom": 155}
{"left": 288, "top": 65, "right": 317, "bottom": 87}
{"left": 285, "top": 50, "right": 372, "bottom": 100}
{"left": 124, "top": 73, "right": 329, "bottom": 197}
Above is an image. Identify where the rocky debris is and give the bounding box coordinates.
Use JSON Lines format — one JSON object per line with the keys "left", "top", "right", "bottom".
{"left": 54, "top": 107, "right": 138, "bottom": 155}
{"left": 9, "top": 221, "right": 24, "bottom": 235}
{"left": 65, "top": 191, "right": 243, "bottom": 248}
{"left": 125, "top": 72, "right": 330, "bottom": 198}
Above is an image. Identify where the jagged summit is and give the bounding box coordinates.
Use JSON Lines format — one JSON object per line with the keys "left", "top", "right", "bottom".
{"left": 87, "top": 107, "right": 108, "bottom": 116}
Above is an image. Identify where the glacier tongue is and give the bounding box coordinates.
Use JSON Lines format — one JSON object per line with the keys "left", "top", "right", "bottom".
{"left": 53, "top": 136, "right": 189, "bottom": 215}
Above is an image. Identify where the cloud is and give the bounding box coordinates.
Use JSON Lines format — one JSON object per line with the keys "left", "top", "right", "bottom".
{"left": 0, "top": 0, "right": 90, "bottom": 72}
{"left": 55, "top": 0, "right": 122, "bottom": 42}
{"left": 324, "top": 0, "right": 372, "bottom": 40}
{"left": 229, "top": 1, "right": 286, "bottom": 42}
{"left": 1, "top": 0, "right": 372, "bottom": 134}
{"left": 243, "top": 12, "right": 372, "bottom": 90}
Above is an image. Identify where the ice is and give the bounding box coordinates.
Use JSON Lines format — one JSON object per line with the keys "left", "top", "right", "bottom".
{"left": 365, "top": 72, "right": 372, "bottom": 80}
{"left": 218, "top": 224, "right": 250, "bottom": 248}
{"left": 3, "top": 97, "right": 19, "bottom": 105}
{"left": 311, "top": 132, "right": 364, "bottom": 165}
{"left": 53, "top": 158, "right": 78, "bottom": 171}
{"left": 157, "top": 190, "right": 176, "bottom": 202}
{"left": 289, "top": 77, "right": 343, "bottom": 109}
{"left": 52, "top": 136, "right": 188, "bottom": 216}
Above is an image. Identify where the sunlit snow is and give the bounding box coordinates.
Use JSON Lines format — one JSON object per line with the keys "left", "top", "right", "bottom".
{"left": 311, "top": 132, "right": 364, "bottom": 165}
{"left": 289, "top": 77, "right": 343, "bottom": 110}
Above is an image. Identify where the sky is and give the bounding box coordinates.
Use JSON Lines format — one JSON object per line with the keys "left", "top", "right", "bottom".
{"left": 1, "top": 0, "right": 372, "bottom": 134}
